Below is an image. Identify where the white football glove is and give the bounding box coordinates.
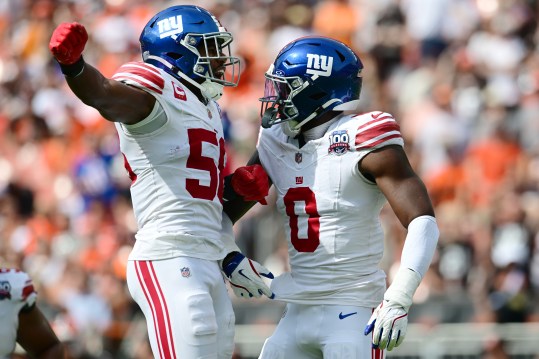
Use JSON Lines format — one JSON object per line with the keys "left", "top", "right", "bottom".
{"left": 221, "top": 252, "right": 275, "bottom": 299}
{"left": 364, "top": 300, "right": 408, "bottom": 351}
{"left": 365, "top": 268, "right": 422, "bottom": 351}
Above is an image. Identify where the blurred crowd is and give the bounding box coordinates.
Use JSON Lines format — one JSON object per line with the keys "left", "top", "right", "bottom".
{"left": 1, "top": 0, "right": 539, "bottom": 357}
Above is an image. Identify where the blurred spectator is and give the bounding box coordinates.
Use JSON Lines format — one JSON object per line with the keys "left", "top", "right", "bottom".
{"left": 312, "top": 0, "right": 359, "bottom": 47}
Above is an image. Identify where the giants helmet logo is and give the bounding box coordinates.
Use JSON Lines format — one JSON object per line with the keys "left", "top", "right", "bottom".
{"left": 306, "top": 54, "right": 333, "bottom": 77}
{"left": 157, "top": 15, "right": 183, "bottom": 39}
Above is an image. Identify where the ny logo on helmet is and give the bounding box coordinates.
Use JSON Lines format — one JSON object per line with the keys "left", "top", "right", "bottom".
{"left": 306, "top": 54, "right": 333, "bottom": 77}
{"left": 157, "top": 15, "right": 184, "bottom": 39}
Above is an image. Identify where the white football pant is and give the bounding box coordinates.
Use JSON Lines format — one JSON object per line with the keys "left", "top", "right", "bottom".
{"left": 259, "top": 304, "right": 384, "bottom": 359}
{"left": 126, "top": 257, "right": 235, "bottom": 359}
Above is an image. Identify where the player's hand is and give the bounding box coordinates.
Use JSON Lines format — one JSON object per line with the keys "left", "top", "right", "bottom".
{"left": 231, "top": 164, "right": 269, "bottom": 205}
{"left": 49, "top": 22, "right": 88, "bottom": 65}
{"left": 364, "top": 300, "right": 408, "bottom": 351}
{"left": 222, "top": 252, "right": 275, "bottom": 299}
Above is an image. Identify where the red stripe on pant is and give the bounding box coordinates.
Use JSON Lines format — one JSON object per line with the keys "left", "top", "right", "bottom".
{"left": 372, "top": 346, "right": 383, "bottom": 359}
{"left": 371, "top": 307, "right": 384, "bottom": 359}
{"left": 136, "top": 261, "right": 177, "bottom": 359}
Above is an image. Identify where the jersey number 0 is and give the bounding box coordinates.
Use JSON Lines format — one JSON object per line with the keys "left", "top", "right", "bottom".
{"left": 284, "top": 187, "right": 321, "bottom": 252}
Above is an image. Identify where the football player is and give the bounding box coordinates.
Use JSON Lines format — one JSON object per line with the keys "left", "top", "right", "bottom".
{"left": 0, "top": 268, "right": 65, "bottom": 358}
{"left": 224, "top": 37, "right": 440, "bottom": 358}
{"left": 49, "top": 5, "right": 273, "bottom": 358}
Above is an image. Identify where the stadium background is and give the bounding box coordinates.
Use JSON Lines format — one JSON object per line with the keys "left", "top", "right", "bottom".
{"left": 1, "top": 0, "right": 539, "bottom": 357}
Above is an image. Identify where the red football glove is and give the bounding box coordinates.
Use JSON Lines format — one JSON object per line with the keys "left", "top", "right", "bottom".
{"left": 231, "top": 164, "right": 269, "bottom": 205}
{"left": 49, "top": 22, "right": 88, "bottom": 65}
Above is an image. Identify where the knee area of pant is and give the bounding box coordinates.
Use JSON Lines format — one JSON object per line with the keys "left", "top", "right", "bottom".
{"left": 259, "top": 340, "right": 286, "bottom": 359}
{"left": 187, "top": 293, "right": 218, "bottom": 336}
{"left": 323, "top": 342, "right": 361, "bottom": 359}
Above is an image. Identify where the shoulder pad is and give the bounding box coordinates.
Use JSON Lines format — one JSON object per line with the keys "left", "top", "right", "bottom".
{"left": 354, "top": 111, "right": 403, "bottom": 151}
{"left": 0, "top": 268, "right": 36, "bottom": 303}
{"left": 112, "top": 62, "right": 165, "bottom": 94}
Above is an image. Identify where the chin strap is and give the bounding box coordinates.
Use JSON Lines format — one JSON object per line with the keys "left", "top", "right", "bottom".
{"left": 200, "top": 80, "right": 224, "bottom": 101}
{"left": 144, "top": 55, "right": 223, "bottom": 101}
{"left": 281, "top": 120, "right": 301, "bottom": 137}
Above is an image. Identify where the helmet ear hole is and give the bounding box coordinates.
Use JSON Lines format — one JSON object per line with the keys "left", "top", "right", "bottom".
{"left": 166, "top": 53, "right": 182, "bottom": 60}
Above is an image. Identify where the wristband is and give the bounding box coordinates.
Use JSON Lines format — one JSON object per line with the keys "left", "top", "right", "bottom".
{"left": 221, "top": 251, "right": 242, "bottom": 274}
{"left": 222, "top": 173, "right": 241, "bottom": 202}
{"left": 57, "top": 56, "right": 85, "bottom": 78}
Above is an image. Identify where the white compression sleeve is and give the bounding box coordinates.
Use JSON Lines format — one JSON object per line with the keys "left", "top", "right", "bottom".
{"left": 384, "top": 215, "right": 439, "bottom": 310}
{"left": 400, "top": 215, "right": 439, "bottom": 278}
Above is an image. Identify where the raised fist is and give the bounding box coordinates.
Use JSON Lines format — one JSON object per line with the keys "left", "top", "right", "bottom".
{"left": 231, "top": 164, "right": 269, "bottom": 205}
{"left": 49, "top": 22, "right": 88, "bottom": 65}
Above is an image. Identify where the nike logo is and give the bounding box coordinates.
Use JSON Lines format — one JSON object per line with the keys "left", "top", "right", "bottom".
{"left": 339, "top": 312, "right": 358, "bottom": 320}
{"left": 238, "top": 269, "right": 250, "bottom": 280}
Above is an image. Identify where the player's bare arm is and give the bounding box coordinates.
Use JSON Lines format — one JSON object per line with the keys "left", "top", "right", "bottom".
{"left": 49, "top": 22, "right": 155, "bottom": 124}
{"left": 361, "top": 144, "right": 439, "bottom": 350}
{"left": 16, "top": 305, "right": 65, "bottom": 359}
{"left": 64, "top": 63, "right": 155, "bottom": 124}
{"left": 223, "top": 150, "right": 271, "bottom": 224}
{"left": 358, "top": 144, "right": 435, "bottom": 227}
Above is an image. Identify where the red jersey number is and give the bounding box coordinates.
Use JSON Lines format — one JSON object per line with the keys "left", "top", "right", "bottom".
{"left": 284, "top": 187, "right": 320, "bottom": 252}
{"left": 186, "top": 128, "right": 225, "bottom": 201}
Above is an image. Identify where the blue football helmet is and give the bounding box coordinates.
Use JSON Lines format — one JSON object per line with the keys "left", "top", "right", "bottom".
{"left": 139, "top": 5, "right": 240, "bottom": 99}
{"left": 260, "top": 37, "right": 363, "bottom": 134}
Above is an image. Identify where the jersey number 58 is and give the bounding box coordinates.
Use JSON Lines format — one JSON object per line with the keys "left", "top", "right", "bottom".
{"left": 186, "top": 128, "right": 226, "bottom": 202}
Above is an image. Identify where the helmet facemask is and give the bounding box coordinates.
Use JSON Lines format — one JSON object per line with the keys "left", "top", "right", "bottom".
{"left": 260, "top": 65, "right": 307, "bottom": 130}
{"left": 181, "top": 32, "right": 240, "bottom": 87}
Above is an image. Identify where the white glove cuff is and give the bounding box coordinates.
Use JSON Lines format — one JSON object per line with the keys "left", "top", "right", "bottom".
{"left": 384, "top": 268, "right": 421, "bottom": 311}
{"left": 401, "top": 215, "right": 439, "bottom": 278}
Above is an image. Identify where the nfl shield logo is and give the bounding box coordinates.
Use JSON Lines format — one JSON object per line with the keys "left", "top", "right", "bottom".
{"left": 181, "top": 267, "right": 191, "bottom": 278}
{"left": 295, "top": 152, "right": 302, "bottom": 163}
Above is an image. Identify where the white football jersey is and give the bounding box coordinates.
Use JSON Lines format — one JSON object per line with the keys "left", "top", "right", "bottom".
{"left": 112, "top": 62, "right": 228, "bottom": 261}
{"left": 0, "top": 268, "right": 37, "bottom": 357}
{"left": 258, "top": 111, "right": 404, "bottom": 307}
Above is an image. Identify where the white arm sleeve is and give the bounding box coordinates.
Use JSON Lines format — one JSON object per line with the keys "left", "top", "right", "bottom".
{"left": 384, "top": 215, "right": 439, "bottom": 310}
{"left": 400, "top": 215, "right": 439, "bottom": 278}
